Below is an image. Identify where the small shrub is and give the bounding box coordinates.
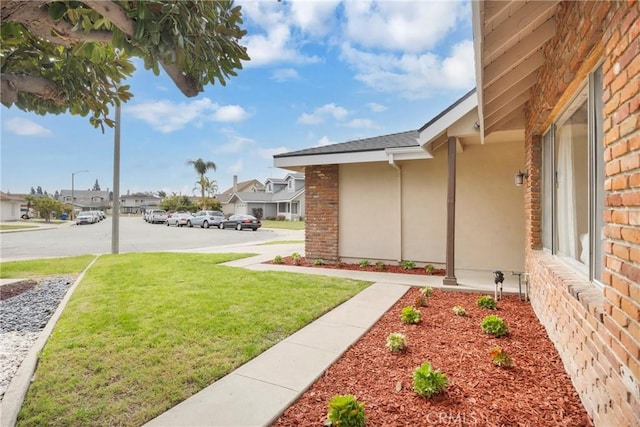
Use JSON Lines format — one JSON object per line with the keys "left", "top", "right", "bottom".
{"left": 414, "top": 295, "right": 426, "bottom": 307}
{"left": 359, "top": 260, "right": 370, "bottom": 268}
{"left": 476, "top": 295, "right": 497, "bottom": 310}
{"left": 314, "top": 259, "right": 325, "bottom": 265}
{"left": 375, "top": 261, "right": 385, "bottom": 270}
{"left": 401, "top": 260, "right": 416, "bottom": 270}
{"left": 273, "top": 255, "right": 284, "bottom": 264}
{"left": 425, "top": 264, "right": 435, "bottom": 274}
{"left": 490, "top": 346, "right": 513, "bottom": 368}
{"left": 327, "top": 394, "right": 367, "bottom": 427}
{"left": 291, "top": 252, "right": 302, "bottom": 265}
{"left": 412, "top": 362, "right": 449, "bottom": 398}
{"left": 386, "top": 332, "right": 407, "bottom": 352}
{"left": 419, "top": 286, "right": 433, "bottom": 297}
{"left": 452, "top": 305, "right": 467, "bottom": 316}
{"left": 481, "top": 315, "right": 509, "bottom": 337}
{"left": 400, "top": 306, "right": 421, "bottom": 324}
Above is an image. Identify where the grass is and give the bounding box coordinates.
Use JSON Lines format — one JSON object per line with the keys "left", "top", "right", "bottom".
{"left": 15, "top": 252, "right": 370, "bottom": 426}
{"left": 260, "top": 220, "right": 305, "bottom": 230}
{"left": 258, "top": 239, "right": 305, "bottom": 246}
{"left": 0, "top": 255, "right": 96, "bottom": 279}
{"left": 0, "top": 224, "right": 40, "bottom": 231}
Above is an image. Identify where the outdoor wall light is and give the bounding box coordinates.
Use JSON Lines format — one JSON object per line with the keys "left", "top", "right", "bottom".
{"left": 514, "top": 170, "right": 529, "bottom": 186}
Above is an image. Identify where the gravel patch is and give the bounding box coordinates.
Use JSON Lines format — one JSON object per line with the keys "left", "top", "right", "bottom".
{"left": 0, "top": 277, "right": 73, "bottom": 400}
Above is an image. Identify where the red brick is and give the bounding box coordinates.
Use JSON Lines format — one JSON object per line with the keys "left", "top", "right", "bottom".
{"left": 620, "top": 295, "right": 640, "bottom": 322}
{"left": 630, "top": 173, "right": 640, "bottom": 188}
{"left": 621, "top": 227, "right": 640, "bottom": 243}
{"left": 621, "top": 261, "right": 640, "bottom": 284}
{"left": 612, "top": 210, "right": 629, "bottom": 224}
{"left": 621, "top": 192, "right": 640, "bottom": 206}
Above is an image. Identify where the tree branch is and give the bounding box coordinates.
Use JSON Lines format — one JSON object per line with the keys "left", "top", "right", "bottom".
{"left": 81, "top": 0, "right": 134, "bottom": 37}
{"left": 160, "top": 62, "right": 199, "bottom": 97}
{"left": 1, "top": 74, "right": 63, "bottom": 107}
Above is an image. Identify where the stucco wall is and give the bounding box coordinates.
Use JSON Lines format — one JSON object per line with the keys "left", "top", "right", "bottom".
{"left": 338, "top": 141, "right": 525, "bottom": 271}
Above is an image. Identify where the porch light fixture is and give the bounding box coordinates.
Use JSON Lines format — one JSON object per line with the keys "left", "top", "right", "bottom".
{"left": 514, "top": 170, "right": 528, "bottom": 186}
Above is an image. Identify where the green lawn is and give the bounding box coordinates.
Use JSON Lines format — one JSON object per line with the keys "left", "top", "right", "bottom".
{"left": 261, "top": 219, "right": 305, "bottom": 230}
{"left": 0, "top": 255, "right": 96, "bottom": 278}
{"left": 13, "top": 253, "right": 370, "bottom": 426}
{"left": 0, "top": 224, "right": 40, "bottom": 231}
{"left": 258, "top": 239, "right": 305, "bottom": 246}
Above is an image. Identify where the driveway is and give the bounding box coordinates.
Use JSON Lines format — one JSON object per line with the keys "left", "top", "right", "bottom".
{"left": 0, "top": 216, "right": 304, "bottom": 262}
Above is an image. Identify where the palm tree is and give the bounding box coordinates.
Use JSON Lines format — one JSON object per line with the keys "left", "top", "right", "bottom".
{"left": 187, "top": 158, "right": 216, "bottom": 208}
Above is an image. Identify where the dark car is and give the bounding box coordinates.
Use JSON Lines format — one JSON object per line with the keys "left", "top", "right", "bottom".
{"left": 219, "top": 214, "right": 261, "bottom": 231}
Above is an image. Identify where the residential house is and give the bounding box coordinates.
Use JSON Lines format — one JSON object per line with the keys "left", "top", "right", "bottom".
{"left": 59, "top": 189, "right": 110, "bottom": 214}
{"left": 275, "top": 1, "right": 639, "bottom": 425}
{"left": 217, "top": 176, "right": 265, "bottom": 216}
{"left": 119, "top": 193, "right": 163, "bottom": 214}
{"left": 220, "top": 174, "right": 305, "bottom": 220}
{"left": 0, "top": 192, "right": 26, "bottom": 221}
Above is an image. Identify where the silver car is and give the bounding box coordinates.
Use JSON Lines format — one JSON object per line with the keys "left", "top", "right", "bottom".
{"left": 187, "top": 210, "right": 225, "bottom": 228}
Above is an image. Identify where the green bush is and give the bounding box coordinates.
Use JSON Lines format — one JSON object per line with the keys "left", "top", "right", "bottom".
{"left": 400, "top": 306, "right": 421, "bottom": 324}
{"left": 273, "top": 255, "right": 284, "bottom": 264}
{"left": 359, "top": 260, "right": 370, "bottom": 268}
{"left": 386, "top": 332, "right": 407, "bottom": 352}
{"left": 481, "top": 315, "right": 509, "bottom": 337}
{"left": 326, "top": 394, "right": 367, "bottom": 427}
{"left": 401, "top": 260, "right": 416, "bottom": 270}
{"left": 420, "top": 286, "right": 433, "bottom": 297}
{"left": 314, "top": 259, "right": 325, "bottom": 265}
{"left": 490, "top": 346, "right": 513, "bottom": 368}
{"left": 412, "top": 362, "right": 449, "bottom": 398}
{"left": 476, "top": 295, "right": 497, "bottom": 310}
{"left": 291, "top": 252, "right": 302, "bottom": 266}
{"left": 425, "top": 264, "right": 435, "bottom": 274}
{"left": 375, "top": 261, "right": 385, "bottom": 270}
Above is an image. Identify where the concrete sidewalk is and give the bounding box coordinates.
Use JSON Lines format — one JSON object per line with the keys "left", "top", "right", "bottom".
{"left": 146, "top": 243, "right": 524, "bottom": 427}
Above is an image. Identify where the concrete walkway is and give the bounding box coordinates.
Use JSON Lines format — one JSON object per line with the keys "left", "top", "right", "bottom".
{"left": 146, "top": 239, "right": 524, "bottom": 427}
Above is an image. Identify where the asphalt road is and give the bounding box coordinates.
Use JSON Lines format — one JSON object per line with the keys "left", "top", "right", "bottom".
{"left": 0, "top": 216, "right": 301, "bottom": 262}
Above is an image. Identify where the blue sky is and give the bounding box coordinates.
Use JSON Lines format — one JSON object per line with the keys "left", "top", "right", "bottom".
{"left": 1, "top": 0, "right": 475, "bottom": 196}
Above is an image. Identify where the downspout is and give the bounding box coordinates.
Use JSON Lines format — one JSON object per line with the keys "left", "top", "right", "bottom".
{"left": 388, "top": 155, "right": 403, "bottom": 263}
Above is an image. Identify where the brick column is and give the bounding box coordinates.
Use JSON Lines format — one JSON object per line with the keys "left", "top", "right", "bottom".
{"left": 305, "top": 165, "right": 339, "bottom": 261}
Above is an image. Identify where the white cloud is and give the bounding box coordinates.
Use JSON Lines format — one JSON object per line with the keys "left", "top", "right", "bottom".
{"left": 212, "top": 105, "right": 250, "bottom": 122}
{"left": 342, "top": 1, "right": 466, "bottom": 52}
{"left": 271, "top": 68, "right": 300, "bottom": 82}
{"left": 290, "top": 1, "right": 340, "bottom": 37}
{"left": 298, "top": 103, "right": 349, "bottom": 124}
{"left": 219, "top": 129, "right": 255, "bottom": 153}
{"left": 126, "top": 98, "right": 249, "bottom": 133}
{"left": 228, "top": 159, "right": 243, "bottom": 174}
{"left": 366, "top": 102, "right": 387, "bottom": 112}
{"left": 347, "top": 118, "right": 375, "bottom": 129}
{"left": 316, "top": 136, "right": 337, "bottom": 147}
{"left": 4, "top": 118, "right": 52, "bottom": 136}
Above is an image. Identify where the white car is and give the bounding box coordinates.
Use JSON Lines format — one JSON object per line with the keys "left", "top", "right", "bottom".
{"left": 148, "top": 209, "right": 168, "bottom": 224}
{"left": 76, "top": 212, "right": 96, "bottom": 225}
{"left": 167, "top": 212, "right": 192, "bottom": 227}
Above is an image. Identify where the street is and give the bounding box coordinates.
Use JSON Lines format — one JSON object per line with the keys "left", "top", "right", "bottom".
{"left": 0, "top": 216, "right": 302, "bottom": 261}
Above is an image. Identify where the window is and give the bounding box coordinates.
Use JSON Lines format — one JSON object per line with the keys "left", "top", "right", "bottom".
{"left": 541, "top": 64, "right": 604, "bottom": 286}
{"left": 292, "top": 202, "right": 299, "bottom": 215}
{"left": 288, "top": 180, "right": 293, "bottom": 191}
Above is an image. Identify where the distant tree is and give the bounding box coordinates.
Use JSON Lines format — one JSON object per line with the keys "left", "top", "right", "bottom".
{"left": 36, "top": 185, "right": 43, "bottom": 195}
{"left": 157, "top": 190, "right": 167, "bottom": 198}
{"left": 159, "top": 195, "right": 196, "bottom": 213}
{"left": 54, "top": 190, "right": 60, "bottom": 199}
{"left": 31, "top": 196, "right": 62, "bottom": 222}
{"left": 92, "top": 179, "right": 101, "bottom": 191}
{"left": 29, "top": 187, "right": 35, "bottom": 195}
{"left": 203, "top": 198, "right": 222, "bottom": 211}
{"left": 1, "top": 1, "right": 249, "bottom": 130}
{"left": 187, "top": 158, "right": 216, "bottom": 208}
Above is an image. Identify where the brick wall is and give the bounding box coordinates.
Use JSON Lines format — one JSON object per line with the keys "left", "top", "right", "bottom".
{"left": 524, "top": 1, "right": 640, "bottom": 425}
{"left": 305, "top": 165, "right": 339, "bottom": 261}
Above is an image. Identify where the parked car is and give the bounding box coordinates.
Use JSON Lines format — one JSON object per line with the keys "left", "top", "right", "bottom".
{"left": 76, "top": 212, "right": 96, "bottom": 225}
{"left": 148, "top": 209, "right": 168, "bottom": 224}
{"left": 166, "top": 212, "right": 192, "bottom": 227}
{"left": 187, "top": 210, "right": 225, "bottom": 228}
{"left": 219, "top": 214, "right": 261, "bottom": 231}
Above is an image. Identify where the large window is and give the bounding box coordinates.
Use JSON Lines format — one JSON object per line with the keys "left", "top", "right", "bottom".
{"left": 541, "top": 65, "right": 604, "bottom": 286}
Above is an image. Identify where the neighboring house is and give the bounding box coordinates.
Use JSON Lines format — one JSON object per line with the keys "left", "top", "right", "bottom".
{"left": 217, "top": 176, "right": 265, "bottom": 216}
{"left": 119, "top": 193, "right": 162, "bottom": 214}
{"left": 59, "top": 189, "right": 110, "bottom": 213}
{"left": 0, "top": 191, "right": 26, "bottom": 221}
{"left": 275, "top": 1, "right": 639, "bottom": 425}
{"left": 220, "top": 174, "right": 305, "bottom": 220}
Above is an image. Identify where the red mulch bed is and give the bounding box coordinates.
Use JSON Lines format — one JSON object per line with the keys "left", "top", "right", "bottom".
{"left": 266, "top": 257, "right": 446, "bottom": 276}
{"left": 0, "top": 279, "right": 37, "bottom": 300}
{"left": 274, "top": 287, "right": 592, "bottom": 427}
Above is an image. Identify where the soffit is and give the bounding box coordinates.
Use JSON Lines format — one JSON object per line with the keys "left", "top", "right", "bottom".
{"left": 474, "top": 0, "right": 560, "bottom": 137}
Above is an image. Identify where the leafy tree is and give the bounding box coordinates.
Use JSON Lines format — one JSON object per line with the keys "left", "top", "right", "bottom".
{"left": 157, "top": 190, "right": 167, "bottom": 198}
{"left": 187, "top": 158, "right": 216, "bottom": 208}
{"left": 159, "top": 195, "right": 196, "bottom": 213}
{"left": 92, "top": 179, "right": 101, "bottom": 191}
{"left": 31, "top": 196, "right": 63, "bottom": 222}
{"left": 30, "top": 187, "right": 35, "bottom": 195}
{"left": 1, "top": 1, "right": 249, "bottom": 129}
{"left": 54, "top": 190, "right": 59, "bottom": 199}
{"left": 36, "top": 185, "right": 43, "bottom": 195}
{"left": 203, "top": 198, "right": 222, "bottom": 212}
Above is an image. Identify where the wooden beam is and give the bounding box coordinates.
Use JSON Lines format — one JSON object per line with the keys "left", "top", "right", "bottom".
{"left": 486, "top": 109, "right": 526, "bottom": 135}
{"left": 483, "top": 51, "right": 543, "bottom": 104}
{"left": 485, "top": 72, "right": 538, "bottom": 115}
{"left": 485, "top": 92, "right": 528, "bottom": 130}
{"left": 443, "top": 137, "right": 458, "bottom": 286}
{"left": 483, "top": 17, "right": 555, "bottom": 86}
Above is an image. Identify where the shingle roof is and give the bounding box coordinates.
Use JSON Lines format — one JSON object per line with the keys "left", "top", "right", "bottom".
{"left": 274, "top": 130, "right": 419, "bottom": 158}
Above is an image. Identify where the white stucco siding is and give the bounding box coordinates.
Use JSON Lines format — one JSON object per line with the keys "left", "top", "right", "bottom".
{"left": 339, "top": 163, "right": 400, "bottom": 261}
{"left": 400, "top": 158, "right": 448, "bottom": 264}
{"left": 455, "top": 142, "right": 525, "bottom": 271}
